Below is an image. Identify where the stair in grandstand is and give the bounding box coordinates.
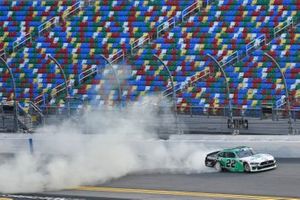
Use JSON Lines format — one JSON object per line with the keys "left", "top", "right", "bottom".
{"left": 222, "top": 15, "right": 300, "bottom": 69}
{"left": 0, "top": 102, "right": 35, "bottom": 132}
{"left": 0, "top": 1, "right": 86, "bottom": 59}
{"left": 129, "top": 0, "right": 205, "bottom": 54}
{"left": 174, "top": 14, "right": 299, "bottom": 111}
{"left": 0, "top": 1, "right": 93, "bottom": 115}
{"left": 32, "top": 0, "right": 204, "bottom": 110}
{"left": 161, "top": 68, "right": 210, "bottom": 99}
{"left": 124, "top": 1, "right": 219, "bottom": 106}
{"left": 0, "top": 0, "right": 216, "bottom": 114}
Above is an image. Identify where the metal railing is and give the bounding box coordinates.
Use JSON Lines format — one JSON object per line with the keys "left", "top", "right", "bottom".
{"left": 17, "top": 103, "right": 32, "bottom": 131}
{"left": 246, "top": 34, "right": 266, "bottom": 56}
{"left": 38, "top": 16, "right": 60, "bottom": 37}
{"left": 61, "top": 1, "right": 82, "bottom": 21}
{"left": 40, "top": 97, "right": 84, "bottom": 116}
{"left": 157, "top": 17, "right": 176, "bottom": 38}
{"left": 218, "top": 15, "right": 299, "bottom": 69}
{"left": 34, "top": 93, "right": 47, "bottom": 106}
{"left": 50, "top": 80, "right": 71, "bottom": 99}
{"left": 175, "top": 105, "right": 300, "bottom": 120}
{"left": 78, "top": 50, "right": 124, "bottom": 87}
{"left": 273, "top": 17, "right": 294, "bottom": 38}
{"left": 78, "top": 65, "right": 97, "bottom": 85}
{"left": 219, "top": 51, "right": 239, "bottom": 67}
{"left": 9, "top": 0, "right": 84, "bottom": 55}
{"left": 130, "top": 0, "right": 211, "bottom": 56}
{"left": 131, "top": 35, "right": 151, "bottom": 55}
{"left": 162, "top": 68, "right": 210, "bottom": 98}
{"left": 34, "top": 79, "right": 72, "bottom": 106}
{"left": 109, "top": 49, "right": 125, "bottom": 63}
{"left": 13, "top": 33, "right": 32, "bottom": 52}
{"left": 182, "top": 1, "right": 200, "bottom": 22}
{"left": 28, "top": 101, "right": 45, "bottom": 126}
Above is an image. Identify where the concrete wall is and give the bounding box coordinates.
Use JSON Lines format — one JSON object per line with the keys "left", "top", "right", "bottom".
{"left": 0, "top": 133, "right": 300, "bottom": 158}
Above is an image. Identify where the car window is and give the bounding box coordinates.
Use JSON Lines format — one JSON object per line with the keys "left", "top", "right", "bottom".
{"left": 218, "top": 152, "right": 225, "bottom": 157}
{"left": 225, "top": 152, "right": 236, "bottom": 158}
{"left": 236, "top": 149, "right": 254, "bottom": 158}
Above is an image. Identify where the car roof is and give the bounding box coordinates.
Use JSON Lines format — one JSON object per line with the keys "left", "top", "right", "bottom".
{"left": 222, "top": 146, "right": 252, "bottom": 153}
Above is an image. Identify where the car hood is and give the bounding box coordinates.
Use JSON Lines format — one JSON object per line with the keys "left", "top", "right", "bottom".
{"left": 240, "top": 153, "right": 275, "bottom": 163}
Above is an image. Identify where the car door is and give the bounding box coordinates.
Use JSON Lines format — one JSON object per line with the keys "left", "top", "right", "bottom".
{"left": 223, "top": 152, "right": 238, "bottom": 172}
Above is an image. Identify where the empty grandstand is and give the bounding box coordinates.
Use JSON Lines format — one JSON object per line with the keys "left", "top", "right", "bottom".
{"left": 0, "top": 0, "right": 299, "bottom": 134}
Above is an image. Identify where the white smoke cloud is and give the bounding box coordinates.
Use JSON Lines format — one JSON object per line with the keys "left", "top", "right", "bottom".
{"left": 0, "top": 97, "right": 213, "bottom": 193}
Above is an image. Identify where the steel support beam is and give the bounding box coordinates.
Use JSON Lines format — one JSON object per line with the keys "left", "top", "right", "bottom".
{"left": 153, "top": 55, "right": 177, "bottom": 114}
{"left": 47, "top": 54, "right": 71, "bottom": 116}
{"left": 206, "top": 54, "right": 233, "bottom": 124}
{"left": 153, "top": 54, "right": 180, "bottom": 134}
{"left": 264, "top": 52, "right": 294, "bottom": 134}
{"left": 99, "top": 54, "right": 123, "bottom": 107}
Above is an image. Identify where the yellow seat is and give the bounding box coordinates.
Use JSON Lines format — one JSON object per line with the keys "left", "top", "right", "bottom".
{"left": 140, "top": 91, "right": 146, "bottom": 96}
{"left": 150, "top": 22, "right": 155, "bottom": 28}
{"left": 145, "top": 16, "right": 150, "bottom": 22}
{"left": 251, "top": 100, "right": 257, "bottom": 107}
{"left": 135, "top": 11, "right": 141, "bottom": 17}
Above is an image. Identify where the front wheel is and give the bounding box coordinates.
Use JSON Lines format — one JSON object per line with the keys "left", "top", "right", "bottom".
{"left": 244, "top": 163, "right": 251, "bottom": 173}
{"left": 214, "top": 162, "right": 222, "bottom": 172}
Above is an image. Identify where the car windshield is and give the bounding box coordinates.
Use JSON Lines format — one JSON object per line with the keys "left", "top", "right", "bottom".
{"left": 236, "top": 149, "right": 254, "bottom": 158}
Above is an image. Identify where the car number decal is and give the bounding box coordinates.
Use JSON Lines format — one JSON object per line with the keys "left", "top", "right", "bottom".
{"left": 226, "top": 159, "right": 236, "bottom": 168}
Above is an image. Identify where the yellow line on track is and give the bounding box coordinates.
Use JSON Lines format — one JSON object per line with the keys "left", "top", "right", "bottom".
{"left": 73, "top": 186, "right": 300, "bottom": 200}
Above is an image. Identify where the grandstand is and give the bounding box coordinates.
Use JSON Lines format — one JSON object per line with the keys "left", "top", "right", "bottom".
{"left": 0, "top": 0, "right": 299, "bottom": 134}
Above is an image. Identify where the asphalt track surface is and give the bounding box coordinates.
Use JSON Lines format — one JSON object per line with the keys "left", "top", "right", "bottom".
{"left": 2, "top": 159, "right": 300, "bottom": 200}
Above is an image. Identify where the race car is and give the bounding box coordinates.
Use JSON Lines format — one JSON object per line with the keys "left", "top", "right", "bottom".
{"left": 205, "top": 146, "right": 277, "bottom": 172}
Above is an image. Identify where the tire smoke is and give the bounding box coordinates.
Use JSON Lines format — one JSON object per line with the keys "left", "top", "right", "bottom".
{"left": 0, "top": 98, "right": 212, "bottom": 193}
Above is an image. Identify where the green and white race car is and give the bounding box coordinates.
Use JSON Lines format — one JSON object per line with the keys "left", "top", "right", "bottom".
{"left": 205, "top": 146, "right": 277, "bottom": 172}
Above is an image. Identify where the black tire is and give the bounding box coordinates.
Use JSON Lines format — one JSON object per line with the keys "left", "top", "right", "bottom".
{"left": 244, "top": 163, "right": 251, "bottom": 172}
{"left": 214, "top": 162, "right": 222, "bottom": 172}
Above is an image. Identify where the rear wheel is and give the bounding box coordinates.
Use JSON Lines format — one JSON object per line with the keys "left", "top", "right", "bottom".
{"left": 214, "top": 162, "right": 222, "bottom": 172}
{"left": 244, "top": 163, "right": 251, "bottom": 172}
